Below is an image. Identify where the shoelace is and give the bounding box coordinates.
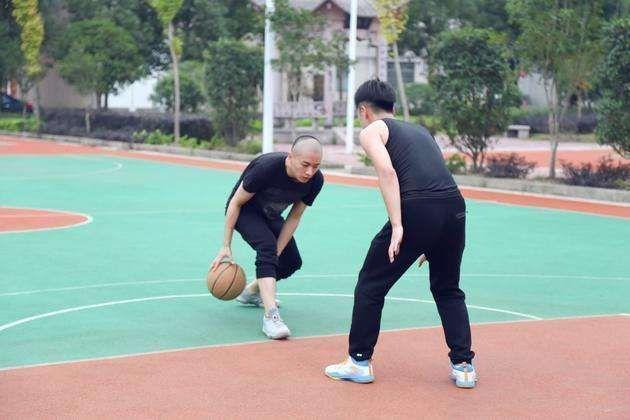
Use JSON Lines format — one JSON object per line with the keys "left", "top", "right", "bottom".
{"left": 270, "top": 314, "right": 285, "bottom": 326}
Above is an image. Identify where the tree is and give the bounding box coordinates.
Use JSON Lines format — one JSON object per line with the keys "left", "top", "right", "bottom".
{"left": 150, "top": 61, "right": 206, "bottom": 113}
{"left": 399, "top": 0, "right": 518, "bottom": 57}
{"left": 11, "top": 0, "right": 44, "bottom": 122}
{"left": 507, "top": 0, "right": 605, "bottom": 178}
{"left": 375, "top": 0, "right": 411, "bottom": 121}
{"left": 269, "top": 0, "right": 350, "bottom": 136}
{"left": 57, "top": 19, "right": 143, "bottom": 131}
{"left": 430, "top": 28, "right": 520, "bottom": 172}
{"left": 175, "top": 0, "right": 263, "bottom": 61}
{"left": 149, "top": 0, "right": 185, "bottom": 143}
{"left": 204, "top": 38, "right": 263, "bottom": 145}
{"left": 0, "top": 1, "right": 23, "bottom": 87}
{"left": 399, "top": 0, "right": 462, "bottom": 56}
{"left": 61, "top": 0, "right": 167, "bottom": 77}
{"left": 596, "top": 18, "right": 629, "bottom": 157}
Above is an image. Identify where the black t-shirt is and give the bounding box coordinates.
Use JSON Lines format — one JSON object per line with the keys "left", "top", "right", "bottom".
{"left": 226, "top": 152, "right": 324, "bottom": 219}
{"left": 383, "top": 118, "right": 459, "bottom": 199}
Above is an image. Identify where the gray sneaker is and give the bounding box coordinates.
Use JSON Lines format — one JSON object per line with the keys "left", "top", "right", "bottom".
{"left": 262, "top": 309, "right": 291, "bottom": 339}
{"left": 236, "top": 289, "right": 281, "bottom": 307}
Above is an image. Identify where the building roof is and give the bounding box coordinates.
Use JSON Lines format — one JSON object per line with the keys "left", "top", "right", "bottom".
{"left": 252, "top": 0, "right": 377, "bottom": 18}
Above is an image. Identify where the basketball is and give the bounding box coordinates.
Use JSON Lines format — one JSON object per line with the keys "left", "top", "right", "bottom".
{"left": 207, "top": 262, "right": 246, "bottom": 300}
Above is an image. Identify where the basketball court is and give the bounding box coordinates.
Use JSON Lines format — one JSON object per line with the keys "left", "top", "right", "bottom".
{"left": 1, "top": 135, "right": 629, "bottom": 418}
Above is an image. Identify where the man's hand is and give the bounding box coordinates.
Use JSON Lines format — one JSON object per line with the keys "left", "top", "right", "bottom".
{"left": 388, "top": 225, "right": 403, "bottom": 263}
{"left": 211, "top": 245, "right": 233, "bottom": 271}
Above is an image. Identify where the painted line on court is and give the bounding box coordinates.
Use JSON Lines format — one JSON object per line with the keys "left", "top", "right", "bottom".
{"left": 0, "top": 207, "right": 93, "bottom": 235}
{"left": 0, "top": 161, "right": 123, "bottom": 180}
{"left": 0, "top": 313, "right": 627, "bottom": 373}
{"left": 278, "top": 292, "right": 542, "bottom": 320}
{"left": 0, "top": 292, "right": 541, "bottom": 335}
{"left": 2, "top": 272, "right": 630, "bottom": 297}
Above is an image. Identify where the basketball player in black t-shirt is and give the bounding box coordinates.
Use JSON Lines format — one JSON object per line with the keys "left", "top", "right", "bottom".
{"left": 325, "top": 79, "right": 477, "bottom": 388}
{"left": 211, "top": 136, "right": 324, "bottom": 340}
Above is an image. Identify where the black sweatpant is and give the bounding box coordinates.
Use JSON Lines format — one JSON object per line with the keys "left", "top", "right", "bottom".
{"left": 349, "top": 195, "right": 474, "bottom": 364}
{"left": 235, "top": 203, "right": 302, "bottom": 280}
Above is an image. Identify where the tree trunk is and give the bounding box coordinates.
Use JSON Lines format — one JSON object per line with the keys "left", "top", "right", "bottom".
{"left": 393, "top": 42, "right": 410, "bottom": 122}
{"left": 549, "top": 139, "right": 559, "bottom": 178}
{"left": 84, "top": 108, "right": 91, "bottom": 134}
{"left": 543, "top": 78, "right": 561, "bottom": 179}
{"left": 34, "top": 84, "right": 41, "bottom": 133}
{"left": 168, "top": 22, "right": 181, "bottom": 144}
{"left": 96, "top": 92, "right": 102, "bottom": 110}
{"left": 104, "top": 93, "right": 109, "bottom": 110}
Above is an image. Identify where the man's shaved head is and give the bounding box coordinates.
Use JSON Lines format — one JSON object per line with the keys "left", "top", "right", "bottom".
{"left": 291, "top": 135, "right": 323, "bottom": 156}
{"left": 286, "top": 135, "right": 322, "bottom": 183}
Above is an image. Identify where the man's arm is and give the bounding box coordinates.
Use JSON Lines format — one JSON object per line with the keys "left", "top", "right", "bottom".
{"left": 359, "top": 120, "right": 403, "bottom": 262}
{"left": 211, "top": 183, "right": 254, "bottom": 270}
{"left": 276, "top": 201, "right": 307, "bottom": 256}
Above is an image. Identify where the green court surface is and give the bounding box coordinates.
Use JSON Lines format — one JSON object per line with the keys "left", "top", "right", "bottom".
{"left": 1, "top": 154, "right": 629, "bottom": 369}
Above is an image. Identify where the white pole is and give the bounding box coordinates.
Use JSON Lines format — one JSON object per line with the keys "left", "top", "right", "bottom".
{"left": 262, "top": 0, "right": 276, "bottom": 154}
{"left": 344, "top": 0, "right": 358, "bottom": 154}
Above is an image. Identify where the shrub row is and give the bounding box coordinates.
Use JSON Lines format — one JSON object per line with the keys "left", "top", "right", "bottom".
{"left": 40, "top": 108, "right": 214, "bottom": 142}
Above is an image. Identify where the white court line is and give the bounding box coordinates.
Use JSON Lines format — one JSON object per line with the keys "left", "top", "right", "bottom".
{"left": 2, "top": 272, "right": 629, "bottom": 297}
{"left": 278, "top": 292, "right": 542, "bottom": 320}
{"left": 0, "top": 207, "right": 93, "bottom": 235}
{"left": 0, "top": 161, "right": 123, "bottom": 180}
{"left": 0, "top": 292, "right": 541, "bottom": 334}
{"left": 0, "top": 313, "right": 627, "bottom": 373}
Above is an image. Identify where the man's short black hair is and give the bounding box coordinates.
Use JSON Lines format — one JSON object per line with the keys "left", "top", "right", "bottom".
{"left": 354, "top": 78, "right": 396, "bottom": 112}
{"left": 291, "top": 135, "right": 321, "bottom": 149}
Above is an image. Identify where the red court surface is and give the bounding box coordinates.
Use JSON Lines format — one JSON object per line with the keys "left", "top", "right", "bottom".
{"left": 1, "top": 316, "right": 628, "bottom": 419}
{"left": 0, "top": 207, "right": 90, "bottom": 233}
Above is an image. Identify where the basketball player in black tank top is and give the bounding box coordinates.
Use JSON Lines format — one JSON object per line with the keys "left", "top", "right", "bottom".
{"left": 325, "top": 79, "right": 477, "bottom": 388}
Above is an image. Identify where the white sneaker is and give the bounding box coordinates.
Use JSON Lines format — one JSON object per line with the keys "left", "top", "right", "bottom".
{"left": 262, "top": 309, "right": 290, "bottom": 339}
{"left": 450, "top": 362, "right": 477, "bottom": 388}
{"left": 324, "top": 357, "right": 374, "bottom": 383}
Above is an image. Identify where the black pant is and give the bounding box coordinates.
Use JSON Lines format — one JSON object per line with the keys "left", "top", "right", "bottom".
{"left": 349, "top": 195, "right": 474, "bottom": 364}
{"left": 235, "top": 204, "right": 302, "bottom": 280}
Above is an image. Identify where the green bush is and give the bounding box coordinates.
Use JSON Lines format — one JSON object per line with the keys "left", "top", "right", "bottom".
{"left": 596, "top": 18, "right": 630, "bottom": 156}
{"left": 485, "top": 153, "right": 536, "bottom": 178}
{"left": 357, "top": 151, "right": 373, "bottom": 166}
{"left": 333, "top": 117, "right": 361, "bottom": 127}
{"left": 406, "top": 83, "right": 437, "bottom": 116}
{"left": 204, "top": 39, "right": 263, "bottom": 145}
{"left": 207, "top": 135, "right": 227, "bottom": 150}
{"left": 0, "top": 116, "right": 39, "bottom": 132}
{"left": 236, "top": 139, "right": 262, "bottom": 154}
{"left": 179, "top": 135, "right": 203, "bottom": 148}
{"left": 445, "top": 154, "right": 467, "bottom": 174}
{"left": 249, "top": 119, "right": 262, "bottom": 133}
{"left": 132, "top": 129, "right": 173, "bottom": 145}
{"left": 150, "top": 61, "right": 206, "bottom": 113}
{"left": 295, "top": 118, "right": 312, "bottom": 127}
{"left": 561, "top": 157, "right": 629, "bottom": 189}
{"left": 418, "top": 115, "right": 441, "bottom": 136}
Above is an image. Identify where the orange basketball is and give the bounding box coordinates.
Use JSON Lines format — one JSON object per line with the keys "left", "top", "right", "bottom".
{"left": 207, "top": 262, "right": 246, "bottom": 300}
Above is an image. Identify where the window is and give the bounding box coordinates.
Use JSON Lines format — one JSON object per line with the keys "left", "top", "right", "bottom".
{"left": 344, "top": 16, "right": 372, "bottom": 29}
{"left": 387, "top": 62, "right": 415, "bottom": 84}
{"left": 312, "top": 74, "right": 324, "bottom": 101}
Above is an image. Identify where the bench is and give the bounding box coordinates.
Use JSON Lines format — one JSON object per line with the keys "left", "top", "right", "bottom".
{"left": 506, "top": 124, "right": 531, "bottom": 139}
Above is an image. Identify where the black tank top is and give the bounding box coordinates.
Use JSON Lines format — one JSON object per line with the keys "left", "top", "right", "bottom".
{"left": 382, "top": 118, "right": 459, "bottom": 199}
